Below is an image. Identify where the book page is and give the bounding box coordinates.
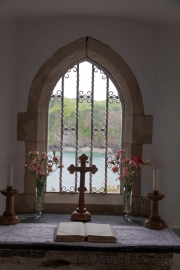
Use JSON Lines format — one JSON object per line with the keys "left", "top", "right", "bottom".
{"left": 85, "top": 223, "right": 117, "bottom": 242}
{"left": 54, "top": 222, "right": 85, "bottom": 242}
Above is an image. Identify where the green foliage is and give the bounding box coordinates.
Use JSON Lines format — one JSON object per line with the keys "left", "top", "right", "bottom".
{"left": 48, "top": 98, "right": 122, "bottom": 148}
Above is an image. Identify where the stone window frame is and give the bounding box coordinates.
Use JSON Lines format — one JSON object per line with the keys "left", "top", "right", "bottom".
{"left": 16, "top": 37, "right": 153, "bottom": 215}
{"left": 47, "top": 58, "right": 124, "bottom": 194}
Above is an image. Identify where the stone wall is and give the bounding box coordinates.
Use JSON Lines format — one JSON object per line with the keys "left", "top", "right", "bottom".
{"left": 0, "top": 250, "right": 173, "bottom": 270}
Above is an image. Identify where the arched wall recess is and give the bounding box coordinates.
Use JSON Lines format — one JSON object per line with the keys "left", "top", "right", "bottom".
{"left": 16, "top": 37, "right": 153, "bottom": 215}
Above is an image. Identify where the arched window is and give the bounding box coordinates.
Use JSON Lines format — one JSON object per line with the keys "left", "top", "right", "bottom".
{"left": 16, "top": 37, "right": 152, "bottom": 215}
{"left": 47, "top": 60, "right": 123, "bottom": 193}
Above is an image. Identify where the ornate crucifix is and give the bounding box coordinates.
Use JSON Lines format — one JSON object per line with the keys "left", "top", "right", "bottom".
{"left": 68, "top": 154, "right": 98, "bottom": 221}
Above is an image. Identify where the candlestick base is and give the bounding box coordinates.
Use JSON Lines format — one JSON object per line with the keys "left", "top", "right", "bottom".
{"left": 0, "top": 213, "right": 20, "bottom": 225}
{"left": 143, "top": 216, "right": 166, "bottom": 230}
{"left": 0, "top": 189, "right": 20, "bottom": 225}
{"left": 143, "top": 193, "right": 166, "bottom": 230}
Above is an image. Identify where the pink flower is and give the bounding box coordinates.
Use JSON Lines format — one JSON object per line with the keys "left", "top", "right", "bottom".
{"left": 47, "top": 163, "right": 52, "bottom": 167}
{"left": 25, "top": 150, "right": 63, "bottom": 181}
{"left": 111, "top": 166, "right": 118, "bottom": 173}
{"left": 120, "top": 149, "right": 125, "bottom": 155}
{"left": 109, "top": 160, "right": 115, "bottom": 164}
{"left": 60, "top": 164, "right": 64, "bottom": 168}
{"left": 119, "top": 175, "right": 124, "bottom": 181}
{"left": 129, "top": 160, "right": 138, "bottom": 168}
{"left": 122, "top": 158, "right": 130, "bottom": 163}
{"left": 40, "top": 172, "right": 46, "bottom": 177}
{"left": 122, "top": 167, "right": 129, "bottom": 175}
{"left": 29, "top": 163, "right": 34, "bottom": 169}
{"left": 53, "top": 156, "right": 59, "bottom": 164}
{"left": 122, "top": 170, "right": 129, "bottom": 176}
{"left": 108, "top": 150, "right": 150, "bottom": 187}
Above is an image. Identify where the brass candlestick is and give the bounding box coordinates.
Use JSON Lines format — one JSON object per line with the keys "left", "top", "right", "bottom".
{"left": 0, "top": 186, "right": 20, "bottom": 225}
{"left": 143, "top": 191, "right": 166, "bottom": 230}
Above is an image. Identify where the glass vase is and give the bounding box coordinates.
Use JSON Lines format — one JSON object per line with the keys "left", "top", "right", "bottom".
{"left": 35, "top": 182, "right": 44, "bottom": 218}
{"left": 123, "top": 185, "right": 132, "bottom": 221}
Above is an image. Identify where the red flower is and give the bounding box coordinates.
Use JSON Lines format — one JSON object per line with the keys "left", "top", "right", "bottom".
{"left": 134, "top": 156, "right": 142, "bottom": 164}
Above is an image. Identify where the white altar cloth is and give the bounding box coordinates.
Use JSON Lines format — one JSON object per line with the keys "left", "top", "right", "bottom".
{"left": 0, "top": 223, "right": 179, "bottom": 247}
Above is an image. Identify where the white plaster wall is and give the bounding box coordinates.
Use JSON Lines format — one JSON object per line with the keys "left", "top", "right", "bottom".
{"left": 1, "top": 15, "right": 180, "bottom": 269}
{"left": 16, "top": 17, "right": 158, "bottom": 114}
{"left": 2, "top": 16, "right": 180, "bottom": 226}
{"left": 15, "top": 16, "right": 157, "bottom": 194}
{"left": 154, "top": 26, "right": 180, "bottom": 269}
{"left": 0, "top": 20, "right": 17, "bottom": 212}
{"left": 154, "top": 26, "right": 180, "bottom": 228}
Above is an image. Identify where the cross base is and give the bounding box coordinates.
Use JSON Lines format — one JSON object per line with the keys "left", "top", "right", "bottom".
{"left": 71, "top": 208, "right": 91, "bottom": 221}
{"left": 68, "top": 154, "right": 98, "bottom": 222}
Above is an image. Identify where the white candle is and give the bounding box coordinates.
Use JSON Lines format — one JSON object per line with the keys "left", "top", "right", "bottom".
{"left": 153, "top": 169, "right": 159, "bottom": 191}
{"left": 7, "top": 165, "right": 13, "bottom": 187}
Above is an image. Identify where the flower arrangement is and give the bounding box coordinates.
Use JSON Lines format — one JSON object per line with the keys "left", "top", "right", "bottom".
{"left": 109, "top": 149, "right": 151, "bottom": 214}
{"left": 25, "top": 151, "right": 64, "bottom": 212}
{"left": 110, "top": 149, "right": 151, "bottom": 188}
{"left": 25, "top": 150, "right": 64, "bottom": 185}
{"left": 25, "top": 150, "right": 64, "bottom": 216}
{"left": 109, "top": 149, "right": 151, "bottom": 220}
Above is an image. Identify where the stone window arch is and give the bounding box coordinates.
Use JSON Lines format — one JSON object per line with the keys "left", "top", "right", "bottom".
{"left": 16, "top": 37, "right": 152, "bottom": 215}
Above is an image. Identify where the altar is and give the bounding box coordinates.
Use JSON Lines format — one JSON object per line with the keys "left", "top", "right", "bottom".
{"left": 0, "top": 214, "right": 179, "bottom": 270}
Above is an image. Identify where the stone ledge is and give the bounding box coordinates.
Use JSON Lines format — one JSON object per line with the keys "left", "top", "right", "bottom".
{"left": 14, "top": 193, "right": 150, "bottom": 216}
{"left": 0, "top": 250, "right": 173, "bottom": 270}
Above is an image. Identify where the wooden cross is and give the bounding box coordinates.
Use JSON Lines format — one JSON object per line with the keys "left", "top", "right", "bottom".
{"left": 68, "top": 154, "right": 98, "bottom": 221}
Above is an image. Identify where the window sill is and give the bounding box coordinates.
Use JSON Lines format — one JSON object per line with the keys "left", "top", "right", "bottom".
{"left": 14, "top": 193, "right": 150, "bottom": 216}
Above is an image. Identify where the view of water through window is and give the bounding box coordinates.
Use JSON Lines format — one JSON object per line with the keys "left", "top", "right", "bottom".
{"left": 47, "top": 151, "right": 120, "bottom": 192}
{"left": 47, "top": 61, "right": 122, "bottom": 193}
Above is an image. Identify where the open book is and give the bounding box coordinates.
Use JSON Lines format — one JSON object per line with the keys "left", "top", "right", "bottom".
{"left": 54, "top": 222, "right": 117, "bottom": 243}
